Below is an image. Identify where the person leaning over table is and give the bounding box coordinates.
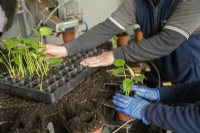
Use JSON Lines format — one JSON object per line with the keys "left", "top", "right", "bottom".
{"left": 0, "top": 0, "right": 17, "bottom": 37}
{"left": 44, "top": 0, "right": 200, "bottom": 84}
{"left": 112, "top": 81, "right": 200, "bottom": 133}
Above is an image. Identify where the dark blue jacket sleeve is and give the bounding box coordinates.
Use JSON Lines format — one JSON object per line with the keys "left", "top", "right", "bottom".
{"left": 158, "top": 81, "right": 200, "bottom": 103}
{"left": 145, "top": 81, "right": 200, "bottom": 133}
{"left": 146, "top": 103, "right": 200, "bottom": 133}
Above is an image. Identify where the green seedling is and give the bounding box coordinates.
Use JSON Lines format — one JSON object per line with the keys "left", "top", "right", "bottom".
{"left": 112, "top": 59, "right": 146, "bottom": 96}
{"left": 0, "top": 27, "right": 62, "bottom": 90}
{"left": 111, "top": 36, "right": 118, "bottom": 49}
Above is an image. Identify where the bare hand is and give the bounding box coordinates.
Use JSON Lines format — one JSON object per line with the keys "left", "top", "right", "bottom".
{"left": 44, "top": 44, "right": 68, "bottom": 59}
{"left": 80, "top": 51, "right": 115, "bottom": 67}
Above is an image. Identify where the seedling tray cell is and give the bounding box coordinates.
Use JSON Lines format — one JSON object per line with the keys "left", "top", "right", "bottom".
{"left": 0, "top": 49, "right": 103, "bottom": 103}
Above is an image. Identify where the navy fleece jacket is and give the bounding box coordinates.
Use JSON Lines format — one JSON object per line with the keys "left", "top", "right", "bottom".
{"left": 146, "top": 81, "right": 200, "bottom": 133}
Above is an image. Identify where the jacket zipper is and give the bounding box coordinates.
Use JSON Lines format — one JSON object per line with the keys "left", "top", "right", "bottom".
{"left": 149, "top": 0, "right": 159, "bottom": 34}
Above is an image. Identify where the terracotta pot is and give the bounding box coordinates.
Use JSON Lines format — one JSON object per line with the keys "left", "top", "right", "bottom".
{"left": 117, "top": 112, "right": 131, "bottom": 122}
{"left": 135, "top": 28, "right": 144, "bottom": 43}
{"left": 132, "top": 68, "right": 142, "bottom": 74}
{"left": 74, "top": 125, "right": 103, "bottom": 133}
{"left": 62, "top": 32, "right": 76, "bottom": 43}
{"left": 88, "top": 125, "right": 103, "bottom": 133}
{"left": 116, "top": 32, "right": 129, "bottom": 47}
{"left": 117, "top": 35, "right": 129, "bottom": 47}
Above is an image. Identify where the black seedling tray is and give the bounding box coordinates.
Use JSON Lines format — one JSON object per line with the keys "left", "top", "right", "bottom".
{"left": 0, "top": 49, "right": 103, "bottom": 103}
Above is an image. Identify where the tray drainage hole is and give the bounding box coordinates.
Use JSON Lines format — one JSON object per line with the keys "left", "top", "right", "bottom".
{"left": 18, "top": 80, "right": 29, "bottom": 86}
{"left": 65, "top": 73, "right": 72, "bottom": 79}
{"left": 43, "top": 80, "right": 50, "bottom": 86}
{"left": 68, "top": 64, "right": 75, "bottom": 71}
{"left": 88, "top": 51, "right": 94, "bottom": 56}
{"left": 45, "top": 78, "right": 56, "bottom": 85}
{"left": 1, "top": 77, "right": 10, "bottom": 82}
{"left": 58, "top": 65, "right": 66, "bottom": 70}
{"left": 60, "top": 77, "right": 70, "bottom": 82}
{"left": 77, "top": 53, "right": 83, "bottom": 58}
{"left": 93, "top": 49, "right": 98, "bottom": 53}
{"left": 9, "top": 79, "right": 19, "bottom": 84}
{"left": 64, "top": 60, "right": 71, "bottom": 65}
{"left": 27, "top": 76, "right": 37, "bottom": 81}
{"left": 44, "top": 86, "right": 52, "bottom": 93}
{"left": 52, "top": 82, "right": 64, "bottom": 88}
{"left": 62, "top": 70, "right": 69, "bottom": 76}
{"left": 71, "top": 56, "right": 77, "bottom": 62}
{"left": 77, "top": 66, "right": 84, "bottom": 72}
{"left": 70, "top": 69, "right": 78, "bottom": 78}
{"left": 26, "top": 83, "right": 38, "bottom": 88}
{"left": 52, "top": 75, "right": 61, "bottom": 81}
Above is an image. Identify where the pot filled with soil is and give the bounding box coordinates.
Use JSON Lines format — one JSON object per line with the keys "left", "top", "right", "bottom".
{"left": 62, "top": 31, "right": 76, "bottom": 43}
{"left": 62, "top": 27, "right": 76, "bottom": 43}
{"left": 70, "top": 111, "right": 105, "bottom": 133}
{"left": 116, "top": 32, "right": 129, "bottom": 47}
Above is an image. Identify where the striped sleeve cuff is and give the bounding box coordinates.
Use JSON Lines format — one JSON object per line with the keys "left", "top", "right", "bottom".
{"left": 164, "top": 25, "right": 189, "bottom": 39}
{"left": 109, "top": 17, "right": 126, "bottom": 31}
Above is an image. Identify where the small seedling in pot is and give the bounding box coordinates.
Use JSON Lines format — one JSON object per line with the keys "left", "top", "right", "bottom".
{"left": 0, "top": 27, "right": 62, "bottom": 90}
{"left": 111, "top": 59, "right": 146, "bottom": 96}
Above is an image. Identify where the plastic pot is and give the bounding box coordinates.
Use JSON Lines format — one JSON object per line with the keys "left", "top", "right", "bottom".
{"left": 116, "top": 32, "right": 129, "bottom": 47}
{"left": 62, "top": 32, "right": 76, "bottom": 43}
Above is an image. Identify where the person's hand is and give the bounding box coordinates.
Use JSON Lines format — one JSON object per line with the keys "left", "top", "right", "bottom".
{"left": 112, "top": 93, "right": 150, "bottom": 125}
{"left": 129, "top": 85, "right": 160, "bottom": 102}
{"left": 44, "top": 44, "right": 68, "bottom": 59}
{"left": 80, "top": 51, "right": 115, "bottom": 67}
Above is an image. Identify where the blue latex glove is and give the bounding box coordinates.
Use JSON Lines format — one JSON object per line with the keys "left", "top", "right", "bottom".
{"left": 112, "top": 93, "right": 150, "bottom": 125}
{"left": 130, "top": 86, "right": 160, "bottom": 102}
{"left": 120, "top": 85, "right": 160, "bottom": 102}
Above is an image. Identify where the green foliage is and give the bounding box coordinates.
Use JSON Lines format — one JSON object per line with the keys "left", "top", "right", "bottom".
{"left": 47, "top": 58, "right": 63, "bottom": 68}
{"left": 111, "top": 36, "right": 118, "bottom": 49}
{"left": 0, "top": 27, "right": 62, "bottom": 90}
{"left": 112, "top": 59, "right": 146, "bottom": 96}
{"left": 39, "top": 27, "right": 53, "bottom": 36}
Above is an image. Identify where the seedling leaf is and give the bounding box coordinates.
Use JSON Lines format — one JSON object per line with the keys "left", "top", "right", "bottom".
{"left": 123, "top": 78, "right": 134, "bottom": 96}
{"left": 47, "top": 58, "right": 63, "bottom": 67}
{"left": 112, "top": 67, "right": 123, "bottom": 76}
{"left": 22, "top": 38, "right": 38, "bottom": 49}
{"left": 113, "top": 59, "right": 125, "bottom": 67}
{"left": 0, "top": 58, "right": 3, "bottom": 63}
{"left": 39, "top": 27, "right": 53, "bottom": 36}
{"left": 4, "top": 39, "right": 18, "bottom": 50}
{"left": 126, "top": 65, "right": 135, "bottom": 77}
{"left": 133, "top": 74, "right": 146, "bottom": 84}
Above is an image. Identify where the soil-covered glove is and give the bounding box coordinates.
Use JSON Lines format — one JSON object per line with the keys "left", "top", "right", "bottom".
{"left": 130, "top": 85, "right": 160, "bottom": 102}
{"left": 112, "top": 93, "right": 150, "bottom": 125}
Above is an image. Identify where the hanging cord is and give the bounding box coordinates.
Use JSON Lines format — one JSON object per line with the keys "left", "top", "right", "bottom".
{"left": 112, "top": 118, "right": 137, "bottom": 133}
{"left": 44, "top": 0, "right": 68, "bottom": 24}
{"left": 147, "top": 61, "right": 161, "bottom": 87}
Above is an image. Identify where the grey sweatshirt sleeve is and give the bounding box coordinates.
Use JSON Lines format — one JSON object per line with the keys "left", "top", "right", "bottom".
{"left": 113, "top": 29, "right": 186, "bottom": 62}
{"left": 65, "top": 18, "right": 123, "bottom": 56}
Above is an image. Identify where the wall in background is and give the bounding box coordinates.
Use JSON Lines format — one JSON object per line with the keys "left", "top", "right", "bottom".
{"left": 78, "top": 0, "right": 123, "bottom": 29}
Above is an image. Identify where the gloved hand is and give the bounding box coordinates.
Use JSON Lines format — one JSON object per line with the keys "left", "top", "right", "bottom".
{"left": 130, "top": 85, "right": 160, "bottom": 102}
{"left": 120, "top": 85, "right": 160, "bottom": 102}
{"left": 112, "top": 93, "right": 150, "bottom": 125}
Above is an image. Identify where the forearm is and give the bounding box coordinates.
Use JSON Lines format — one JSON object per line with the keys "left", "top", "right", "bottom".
{"left": 65, "top": 18, "right": 122, "bottom": 56}
{"left": 158, "top": 81, "right": 200, "bottom": 103}
{"left": 113, "top": 29, "right": 186, "bottom": 62}
{"left": 146, "top": 103, "right": 200, "bottom": 133}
